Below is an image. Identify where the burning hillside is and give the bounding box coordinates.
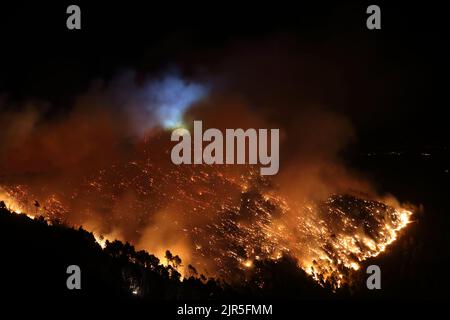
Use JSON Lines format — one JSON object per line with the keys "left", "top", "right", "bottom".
{"left": 0, "top": 130, "right": 413, "bottom": 289}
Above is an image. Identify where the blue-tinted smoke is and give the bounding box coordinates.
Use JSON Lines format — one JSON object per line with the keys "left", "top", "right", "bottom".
{"left": 146, "top": 76, "right": 208, "bottom": 128}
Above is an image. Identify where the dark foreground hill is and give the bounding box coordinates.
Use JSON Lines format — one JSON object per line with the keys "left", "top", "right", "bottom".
{"left": 0, "top": 201, "right": 335, "bottom": 303}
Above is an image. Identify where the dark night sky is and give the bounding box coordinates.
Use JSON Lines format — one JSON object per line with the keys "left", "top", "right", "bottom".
{"left": 0, "top": 1, "right": 448, "bottom": 151}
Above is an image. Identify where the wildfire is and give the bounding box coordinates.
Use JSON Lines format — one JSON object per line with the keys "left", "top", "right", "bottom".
{"left": 92, "top": 233, "right": 109, "bottom": 249}
{"left": 0, "top": 187, "right": 33, "bottom": 218}
{"left": 0, "top": 141, "right": 413, "bottom": 290}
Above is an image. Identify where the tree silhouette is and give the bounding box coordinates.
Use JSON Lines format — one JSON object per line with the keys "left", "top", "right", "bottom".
{"left": 165, "top": 250, "right": 173, "bottom": 265}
